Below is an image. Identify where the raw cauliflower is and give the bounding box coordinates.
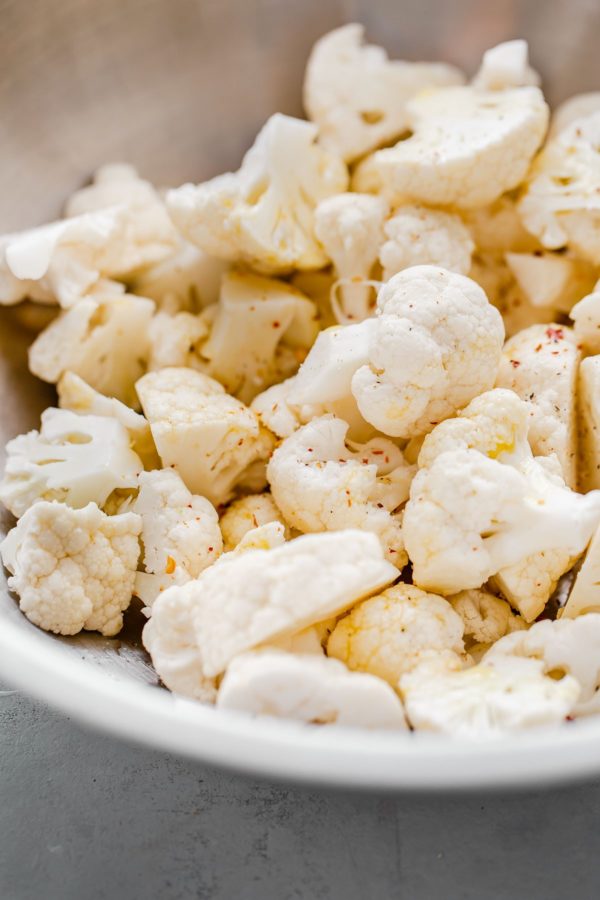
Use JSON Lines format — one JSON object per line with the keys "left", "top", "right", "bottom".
{"left": 167, "top": 114, "right": 348, "bottom": 274}
{"left": 303, "top": 23, "right": 464, "bottom": 163}
{"left": 571, "top": 283, "right": 600, "bottom": 356}
{"left": 217, "top": 649, "right": 407, "bottom": 729}
{"left": 448, "top": 589, "right": 527, "bottom": 647}
{"left": 354, "top": 85, "right": 548, "bottom": 209}
{"left": 135, "top": 367, "right": 273, "bottom": 506}
{"left": 578, "top": 356, "right": 600, "bottom": 492}
{"left": 495, "top": 324, "right": 580, "bottom": 487}
{"left": 220, "top": 493, "right": 288, "bottom": 551}
{"left": 0, "top": 501, "right": 141, "bottom": 636}
{"left": 471, "top": 40, "right": 540, "bottom": 91}
{"left": 562, "top": 522, "right": 600, "bottom": 618}
{"left": 131, "top": 240, "right": 227, "bottom": 313}
{"left": 0, "top": 408, "right": 142, "bottom": 518}
{"left": 505, "top": 251, "right": 596, "bottom": 314}
{"left": 267, "top": 415, "right": 413, "bottom": 563}
{"left": 28, "top": 291, "right": 155, "bottom": 407}
{"left": 379, "top": 205, "right": 474, "bottom": 280}
{"left": 549, "top": 92, "right": 600, "bottom": 137}
{"left": 133, "top": 469, "right": 222, "bottom": 608}
{"left": 327, "top": 583, "right": 467, "bottom": 686}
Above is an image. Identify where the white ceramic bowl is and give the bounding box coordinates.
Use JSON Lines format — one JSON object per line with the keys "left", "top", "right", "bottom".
{"left": 4, "top": 0, "right": 600, "bottom": 790}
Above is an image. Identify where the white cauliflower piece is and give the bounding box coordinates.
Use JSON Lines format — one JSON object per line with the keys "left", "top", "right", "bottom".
{"left": 400, "top": 655, "right": 579, "bottom": 737}
{"left": 65, "top": 163, "right": 178, "bottom": 275}
{"left": 485, "top": 615, "right": 600, "bottom": 716}
{"left": 403, "top": 389, "right": 600, "bottom": 618}
{"left": 462, "top": 194, "right": 539, "bottom": 254}
{"left": 314, "top": 192, "right": 387, "bottom": 323}
{"left": 549, "top": 93, "right": 600, "bottom": 137}
{"left": 354, "top": 86, "right": 548, "bottom": 209}
{"left": 505, "top": 251, "right": 596, "bottom": 314}
{"left": 132, "top": 470, "right": 222, "bottom": 608}
{"left": 220, "top": 493, "right": 288, "bottom": 551}
{"left": 131, "top": 241, "right": 227, "bottom": 313}
{"left": 144, "top": 529, "right": 399, "bottom": 680}
{"left": 217, "top": 650, "right": 407, "bottom": 729}
{"left": 167, "top": 114, "right": 348, "bottom": 274}
{"left": 291, "top": 269, "right": 337, "bottom": 330}
{"left": 0, "top": 209, "right": 129, "bottom": 308}
{"left": 379, "top": 205, "right": 474, "bottom": 279}
{"left": 327, "top": 583, "right": 466, "bottom": 686}
{"left": 571, "top": 284, "right": 600, "bottom": 356}
{"left": 135, "top": 368, "right": 273, "bottom": 506}
{"left": 495, "top": 324, "right": 580, "bottom": 486}
{"left": 0, "top": 501, "right": 141, "bottom": 636}
{"left": 199, "top": 271, "right": 318, "bottom": 403}
{"left": 448, "top": 589, "right": 526, "bottom": 647}
{"left": 562, "top": 522, "right": 600, "bottom": 618}
{"left": 578, "top": 356, "right": 600, "bottom": 492}
{"left": 267, "top": 415, "right": 413, "bottom": 564}
{"left": 251, "top": 378, "right": 313, "bottom": 439}
{"left": 57, "top": 371, "right": 159, "bottom": 469}
{"left": 147, "top": 311, "right": 209, "bottom": 371}
{"left": 471, "top": 40, "right": 540, "bottom": 91}
{"left": 519, "top": 112, "right": 600, "bottom": 263}
{"left": 0, "top": 408, "right": 142, "bottom": 518}
{"left": 303, "top": 23, "right": 464, "bottom": 163}
{"left": 29, "top": 292, "right": 155, "bottom": 407}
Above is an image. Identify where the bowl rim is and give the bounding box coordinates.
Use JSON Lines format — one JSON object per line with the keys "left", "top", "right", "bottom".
{"left": 2, "top": 610, "right": 600, "bottom": 791}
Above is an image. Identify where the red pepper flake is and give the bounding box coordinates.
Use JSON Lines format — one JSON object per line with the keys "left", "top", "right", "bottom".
{"left": 535, "top": 344, "right": 543, "bottom": 352}
{"left": 376, "top": 503, "right": 384, "bottom": 509}
{"left": 238, "top": 438, "right": 244, "bottom": 446}
{"left": 362, "top": 458, "right": 369, "bottom": 464}
{"left": 372, "top": 449, "right": 384, "bottom": 455}
{"left": 510, "top": 359, "right": 520, "bottom": 369}
{"left": 545, "top": 326, "right": 564, "bottom": 342}
{"left": 165, "top": 556, "right": 176, "bottom": 575}
{"left": 208, "top": 547, "right": 214, "bottom": 553}
{"left": 307, "top": 448, "right": 313, "bottom": 452}
{"left": 272, "top": 321, "right": 281, "bottom": 329}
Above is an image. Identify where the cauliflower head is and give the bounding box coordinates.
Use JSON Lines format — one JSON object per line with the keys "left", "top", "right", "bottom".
{"left": 379, "top": 205, "right": 474, "bottom": 280}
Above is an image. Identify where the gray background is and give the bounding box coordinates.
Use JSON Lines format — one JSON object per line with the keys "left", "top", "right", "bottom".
{"left": 2, "top": 686, "right": 600, "bottom": 900}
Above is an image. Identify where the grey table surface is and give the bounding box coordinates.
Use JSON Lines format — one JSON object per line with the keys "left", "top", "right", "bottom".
{"left": 1, "top": 687, "right": 600, "bottom": 900}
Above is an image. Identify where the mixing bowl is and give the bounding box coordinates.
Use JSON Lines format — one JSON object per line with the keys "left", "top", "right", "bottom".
{"left": 3, "top": 0, "right": 600, "bottom": 790}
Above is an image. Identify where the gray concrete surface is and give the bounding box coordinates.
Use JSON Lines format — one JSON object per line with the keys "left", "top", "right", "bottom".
{"left": 1, "top": 688, "right": 600, "bottom": 900}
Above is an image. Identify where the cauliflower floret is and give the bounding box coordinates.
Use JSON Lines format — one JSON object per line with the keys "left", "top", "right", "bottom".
{"left": 198, "top": 271, "right": 319, "bottom": 403}
{"left": 143, "top": 529, "right": 399, "bottom": 680}
{"left": 303, "top": 23, "right": 464, "bottom": 163}
{"left": 448, "top": 589, "right": 526, "bottom": 647}
{"left": 327, "top": 583, "right": 466, "bottom": 687}
{"left": 291, "top": 269, "right": 337, "bottom": 329}
{"left": 314, "top": 192, "right": 387, "bottom": 323}
{"left": 0, "top": 501, "right": 141, "bottom": 636}
{"left": 0, "top": 209, "right": 129, "bottom": 308}
{"left": 57, "top": 371, "right": 159, "bottom": 469}
{"left": 220, "top": 493, "right": 288, "bottom": 551}
{"left": 549, "top": 93, "right": 600, "bottom": 138}
{"left": 217, "top": 650, "right": 407, "bottom": 729}
{"left": 519, "top": 112, "right": 600, "bottom": 264}
{"left": 562, "top": 522, "right": 600, "bottom": 618}
{"left": 505, "top": 252, "right": 596, "bottom": 314}
{"left": 571, "top": 283, "right": 600, "bottom": 356}
{"left": 135, "top": 368, "right": 273, "bottom": 506}
{"left": 379, "top": 205, "right": 474, "bottom": 279}
{"left": 495, "top": 324, "right": 580, "bottom": 487}
{"left": 578, "top": 356, "right": 600, "bottom": 492}
{"left": 131, "top": 241, "right": 227, "bottom": 313}
{"left": 251, "top": 378, "right": 313, "bottom": 439}
{"left": 167, "top": 114, "right": 348, "bottom": 275}
{"left": 0, "top": 408, "right": 142, "bottom": 518}
{"left": 65, "top": 163, "right": 178, "bottom": 275}
{"left": 267, "top": 415, "right": 413, "bottom": 563}
{"left": 132, "top": 469, "right": 222, "bottom": 608}
{"left": 462, "top": 194, "right": 539, "bottom": 254}
{"left": 403, "top": 389, "right": 600, "bottom": 618}
{"left": 29, "top": 292, "right": 155, "bottom": 407}
{"left": 471, "top": 40, "right": 540, "bottom": 91}
{"left": 400, "top": 655, "right": 579, "bottom": 737}
{"left": 147, "top": 311, "right": 210, "bottom": 371}
{"left": 354, "top": 86, "right": 548, "bottom": 209}
{"left": 485, "top": 615, "right": 600, "bottom": 715}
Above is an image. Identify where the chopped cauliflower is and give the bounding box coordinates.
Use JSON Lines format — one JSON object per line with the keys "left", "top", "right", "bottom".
{"left": 167, "top": 114, "right": 348, "bottom": 274}
{"left": 135, "top": 367, "right": 273, "bottom": 506}
{"left": 0, "top": 501, "right": 141, "bottom": 636}
{"left": 314, "top": 192, "right": 387, "bottom": 323}
{"left": 562, "top": 523, "right": 600, "bottom": 618}
{"left": 64, "top": 163, "right": 178, "bottom": 275}
{"left": 291, "top": 269, "right": 337, "bottom": 329}
{"left": 303, "top": 23, "right": 464, "bottom": 163}
{"left": 145, "top": 529, "right": 398, "bottom": 679}
{"left": 29, "top": 291, "right": 155, "bottom": 407}
{"left": 133, "top": 469, "right": 222, "bottom": 608}
{"left": 57, "top": 371, "right": 159, "bottom": 469}
{"left": 571, "top": 283, "right": 600, "bottom": 356}
{"left": 578, "top": 356, "right": 600, "bottom": 492}
{"left": 403, "top": 389, "right": 600, "bottom": 618}
{"left": 400, "top": 655, "right": 579, "bottom": 737}
{"left": 471, "top": 40, "right": 540, "bottom": 91}
{"left": 0, "top": 408, "right": 141, "bottom": 518}
{"left": 505, "top": 251, "right": 596, "bottom": 314}
{"left": 485, "top": 615, "right": 600, "bottom": 716}
{"left": 131, "top": 241, "right": 227, "bottom": 313}
{"left": 549, "top": 92, "right": 600, "bottom": 137}
{"left": 354, "top": 86, "right": 548, "bottom": 209}
{"left": 327, "top": 583, "right": 466, "bottom": 686}
{"left": 448, "top": 589, "right": 526, "bottom": 647}
{"left": 217, "top": 649, "right": 407, "bottom": 729}
{"left": 147, "top": 309, "right": 209, "bottom": 372}
{"left": 519, "top": 112, "right": 600, "bottom": 263}
{"left": 379, "top": 205, "right": 474, "bottom": 279}
{"left": 267, "top": 415, "right": 413, "bottom": 563}
{"left": 462, "top": 194, "right": 539, "bottom": 254}
{"left": 220, "top": 493, "right": 288, "bottom": 551}
{"left": 495, "top": 324, "right": 580, "bottom": 487}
